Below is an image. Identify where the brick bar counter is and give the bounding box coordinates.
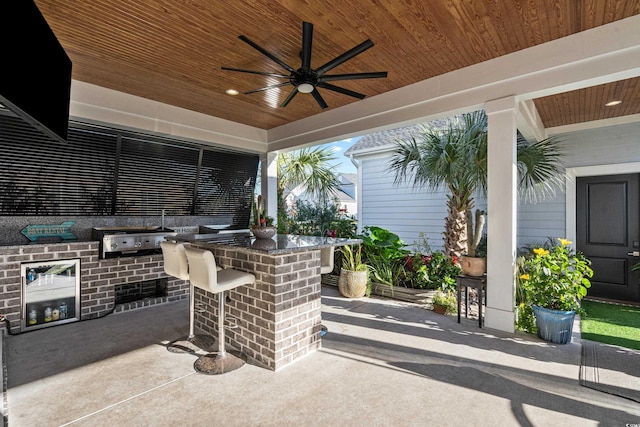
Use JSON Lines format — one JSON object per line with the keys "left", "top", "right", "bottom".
{"left": 0, "top": 241, "right": 189, "bottom": 335}
{"left": 172, "top": 234, "right": 359, "bottom": 371}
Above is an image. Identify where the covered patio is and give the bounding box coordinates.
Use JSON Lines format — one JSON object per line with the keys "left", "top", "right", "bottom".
{"left": 3, "top": 286, "right": 638, "bottom": 426}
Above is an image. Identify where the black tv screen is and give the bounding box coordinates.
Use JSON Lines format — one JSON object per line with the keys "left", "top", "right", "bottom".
{"left": 0, "top": 0, "right": 72, "bottom": 144}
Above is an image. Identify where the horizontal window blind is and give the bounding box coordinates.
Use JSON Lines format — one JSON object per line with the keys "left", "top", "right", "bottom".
{"left": 196, "top": 149, "right": 258, "bottom": 227}
{"left": 116, "top": 137, "right": 199, "bottom": 215}
{"left": 0, "top": 113, "right": 259, "bottom": 218}
{"left": 0, "top": 115, "right": 116, "bottom": 215}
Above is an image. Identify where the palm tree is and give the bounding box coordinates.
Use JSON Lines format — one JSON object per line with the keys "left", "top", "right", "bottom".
{"left": 388, "top": 110, "right": 565, "bottom": 257}
{"left": 277, "top": 146, "right": 342, "bottom": 232}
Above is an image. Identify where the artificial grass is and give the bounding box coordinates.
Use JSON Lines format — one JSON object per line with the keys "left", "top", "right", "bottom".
{"left": 580, "top": 300, "right": 640, "bottom": 350}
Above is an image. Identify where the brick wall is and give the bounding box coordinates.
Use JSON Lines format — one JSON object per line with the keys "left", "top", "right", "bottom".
{"left": 1, "top": 240, "right": 328, "bottom": 371}
{"left": 193, "top": 246, "right": 322, "bottom": 371}
{"left": 0, "top": 242, "right": 188, "bottom": 334}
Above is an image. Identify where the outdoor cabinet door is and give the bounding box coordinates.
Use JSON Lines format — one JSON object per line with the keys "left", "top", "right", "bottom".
{"left": 576, "top": 173, "right": 640, "bottom": 302}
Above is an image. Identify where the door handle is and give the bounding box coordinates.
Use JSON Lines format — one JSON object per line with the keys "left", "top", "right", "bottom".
{"left": 628, "top": 251, "right": 640, "bottom": 257}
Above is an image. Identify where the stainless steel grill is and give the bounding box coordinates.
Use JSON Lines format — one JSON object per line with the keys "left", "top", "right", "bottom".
{"left": 92, "top": 227, "right": 177, "bottom": 259}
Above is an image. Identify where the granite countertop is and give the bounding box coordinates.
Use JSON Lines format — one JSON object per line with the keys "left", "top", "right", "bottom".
{"left": 170, "top": 233, "right": 361, "bottom": 254}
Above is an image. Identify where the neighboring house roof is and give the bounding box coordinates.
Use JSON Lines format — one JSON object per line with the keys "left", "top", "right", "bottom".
{"left": 329, "top": 187, "right": 355, "bottom": 203}
{"left": 345, "top": 115, "right": 529, "bottom": 157}
{"left": 339, "top": 173, "right": 357, "bottom": 184}
{"left": 345, "top": 119, "right": 450, "bottom": 157}
{"left": 287, "top": 184, "right": 355, "bottom": 204}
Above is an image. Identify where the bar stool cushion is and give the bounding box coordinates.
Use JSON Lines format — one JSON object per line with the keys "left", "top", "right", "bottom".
{"left": 160, "top": 241, "right": 189, "bottom": 280}
{"left": 320, "top": 246, "right": 334, "bottom": 275}
{"left": 185, "top": 246, "right": 255, "bottom": 293}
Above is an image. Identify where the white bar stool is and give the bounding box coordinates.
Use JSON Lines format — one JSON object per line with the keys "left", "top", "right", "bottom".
{"left": 320, "top": 246, "right": 335, "bottom": 274}
{"left": 185, "top": 246, "right": 256, "bottom": 375}
{"left": 160, "top": 241, "right": 216, "bottom": 354}
{"left": 320, "top": 246, "right": 334, "bottom": 337}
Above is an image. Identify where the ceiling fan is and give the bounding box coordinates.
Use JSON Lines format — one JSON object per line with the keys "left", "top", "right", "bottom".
{"left": 222, "top": 21, "right": 388, "bottom": 109}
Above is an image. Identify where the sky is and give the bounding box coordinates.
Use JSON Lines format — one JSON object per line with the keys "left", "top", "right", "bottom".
{"left": 255, "top": 136, "right": 361, "bottom": 192}
{"left": 317, "top": 136, "right": 362, "bottom": 175}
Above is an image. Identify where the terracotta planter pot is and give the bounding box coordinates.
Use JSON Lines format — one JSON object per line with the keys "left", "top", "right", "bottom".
{"left": 460, "top": 256, "right": 486, "bottom": 276}
{"left": 432, "top": 304, "right": 448, "bottom": 315}
{"left": 338, "top": 268, "right": 368, "bottom": 298}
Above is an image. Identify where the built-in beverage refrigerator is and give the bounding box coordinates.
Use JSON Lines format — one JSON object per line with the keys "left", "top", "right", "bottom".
{"left": 20, "top": 259, "right": 80, "bottom": 331}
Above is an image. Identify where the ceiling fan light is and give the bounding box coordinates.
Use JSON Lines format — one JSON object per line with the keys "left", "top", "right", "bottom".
{"left": 297, "top": 83, "right": 314, "bottom": 93}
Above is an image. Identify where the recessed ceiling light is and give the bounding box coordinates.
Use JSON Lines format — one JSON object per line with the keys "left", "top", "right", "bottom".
{"left": 605, "top": 100, "right": 622, "bottom": 107}
{"left": 226, "top": 89, "right": 240, "bottom": 96}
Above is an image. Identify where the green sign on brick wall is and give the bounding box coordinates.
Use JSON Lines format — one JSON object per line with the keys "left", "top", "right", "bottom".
{"left": 21, "top": 221, "right": 76, "bottom": 242}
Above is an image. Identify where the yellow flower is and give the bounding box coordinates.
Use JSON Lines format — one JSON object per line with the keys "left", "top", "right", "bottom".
{"left": 520, "top": 274, "right": 530, "bottom": 280}
{"left": 558, "top": 238, "right": 572, "bottom": 246}
{"left": 533, "top": 248, "right": 549, "bottom": 256}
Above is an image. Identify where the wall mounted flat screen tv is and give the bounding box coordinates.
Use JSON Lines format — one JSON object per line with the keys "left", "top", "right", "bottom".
{"left": 0, "top": 0, "right": 72, "bottom": 144}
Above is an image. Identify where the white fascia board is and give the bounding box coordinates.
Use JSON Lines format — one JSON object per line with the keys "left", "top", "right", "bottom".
{"left": 69, "top": 80, "right": 268, "bottom": 153}
{"left": 547, "top": 113, "right": 640, "bottom": 136}
{"left": 347, "top": 143, "right": 398, "bottom": 158}
{"left": 267, "top": 15, "right": 640, "bottom": 151}
{"left": 517, "top": 100, "right": 547, "bottom": 142}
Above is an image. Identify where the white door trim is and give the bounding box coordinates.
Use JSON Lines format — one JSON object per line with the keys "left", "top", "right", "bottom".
{"left": 565, "top": 162, "right": 640, "bottom": 245}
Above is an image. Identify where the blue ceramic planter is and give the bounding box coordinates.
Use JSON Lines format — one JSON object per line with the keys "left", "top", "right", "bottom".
{"left": 532, "top": 305, "right": 576, "bottom": 344}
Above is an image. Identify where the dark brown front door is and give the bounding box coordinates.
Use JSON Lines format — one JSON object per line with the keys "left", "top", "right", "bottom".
{"left": 576, "top": 174, "right": 640, "bottom": 302}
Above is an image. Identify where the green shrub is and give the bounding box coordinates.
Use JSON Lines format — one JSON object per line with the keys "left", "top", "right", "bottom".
{"left": 401, "top": 251, "right": 461, "bottom": 291}
{"left": 517, "top": 238, "right": 592, "bottom": 314}
{"left": 359, "top": 226, "right": 409, "bottom": 287}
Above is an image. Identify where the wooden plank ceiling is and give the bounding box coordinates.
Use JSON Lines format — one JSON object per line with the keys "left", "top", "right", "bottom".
{"left": 35, "top": 0, "right": 640, "bottom": 131}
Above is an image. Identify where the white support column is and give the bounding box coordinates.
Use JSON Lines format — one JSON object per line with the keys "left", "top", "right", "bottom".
{"left": 485, "top": 97, "right": 518, "bottom": 333}
{"left": 261, "top": 152, "right": 279, "bottom": 226}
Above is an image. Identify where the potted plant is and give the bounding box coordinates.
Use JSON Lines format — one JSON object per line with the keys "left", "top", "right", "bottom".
{"left": 251, "top": 194, "right": 276, "bottom": 239}
{"left": 338, "top": 244, "right": 369, "bottom": 298}
{"left": 431, "top": 289, "right": 457, "bottom": 315}
{"left": 517, "top": 238, "right": 593, "bottom": 344}
{"left": 460, "top": 210, "right": 487, "bottom": 276}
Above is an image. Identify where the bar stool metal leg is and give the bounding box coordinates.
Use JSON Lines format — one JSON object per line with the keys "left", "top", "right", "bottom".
{"left": 167, "top": 283, "right": 216, "bottom": 354}
{"left": 193, "top": 291, "right": 245, "bottom": 375}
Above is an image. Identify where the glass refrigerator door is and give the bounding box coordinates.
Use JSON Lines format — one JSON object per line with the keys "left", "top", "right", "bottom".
{"left": 21, "top": 258, "right": 80, "bottom": 331}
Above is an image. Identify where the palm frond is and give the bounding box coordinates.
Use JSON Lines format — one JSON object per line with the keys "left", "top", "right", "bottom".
{"left": 516, "top": 136, "right": 566, "bottom": 203}
{"left": 278, "top": 146, "right": 342, "bottom": 201}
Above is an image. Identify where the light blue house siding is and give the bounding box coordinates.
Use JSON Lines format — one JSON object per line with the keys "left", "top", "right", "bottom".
{"left": 518, "top": 122, "right": 640, "bottom": 247}
{"left": 357, "top": 151, "right": 487, "bottom": 252}
{"left": 350, "top": 121, "right": 640, "bottom": 253}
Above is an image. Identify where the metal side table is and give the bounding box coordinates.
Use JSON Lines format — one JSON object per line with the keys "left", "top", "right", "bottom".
{"left": 456, "top": 274, "right": 487, "bottom": 327}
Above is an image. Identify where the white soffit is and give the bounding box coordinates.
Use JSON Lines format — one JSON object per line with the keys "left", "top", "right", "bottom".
{"left": 69, "top": 80, "right": 268, "bottom": 153}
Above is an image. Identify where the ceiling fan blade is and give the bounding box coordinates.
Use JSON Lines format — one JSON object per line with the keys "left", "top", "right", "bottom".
{"left": 280, "top": 87, "right": 299, "bottom": 107}
{"left": 311, "top": 89, "right": 328, "bottom": 109}
{"left": 301, "top": 22, "right": 313, "bottom": 71}
{"left": 238, "top": 35, "right": 297, "bottom": 73}
{"left": 315, "top": 39, "right": 374, "bottom": 77}
{"left": 244, "top": 82, "right": 292, "bottom": 95}
{"left": 317, "top": 82, "right": 366, "bottom": 99}
{"left": 320, "top": 71, "right": 388, "bottom": 82}
{"left": 221, "top": 67, "right": 290, "bottom": 79}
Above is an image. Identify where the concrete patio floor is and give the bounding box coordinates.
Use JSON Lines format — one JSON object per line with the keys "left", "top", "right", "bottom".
{"left": 4, "top": 286, "right": 640, "bottom": 426}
